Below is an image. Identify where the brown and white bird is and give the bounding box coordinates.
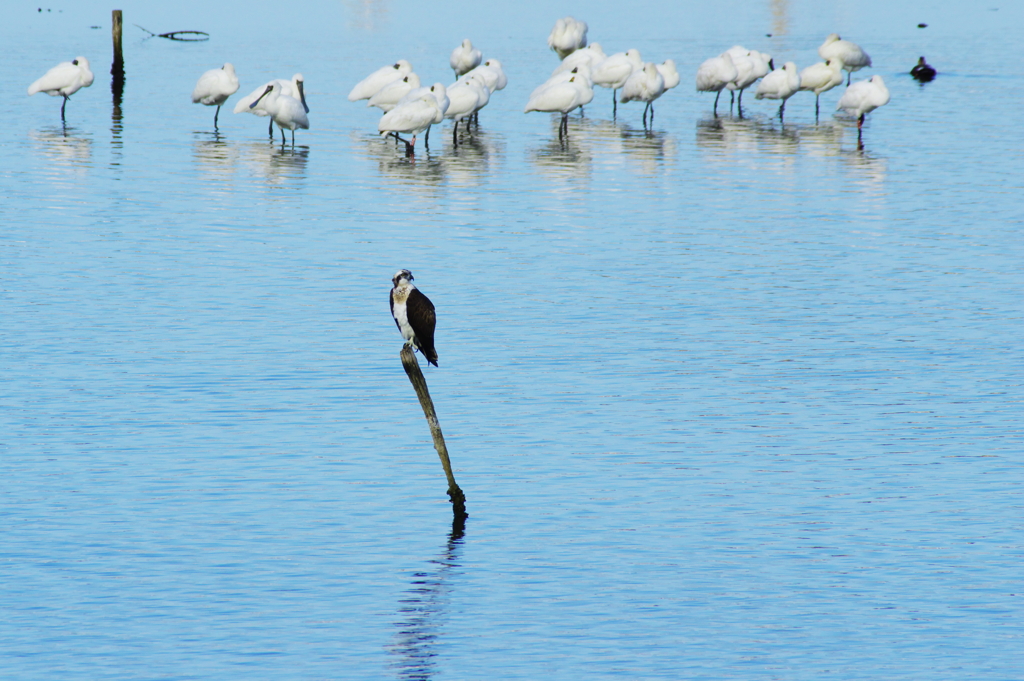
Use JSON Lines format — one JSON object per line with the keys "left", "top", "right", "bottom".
{"left": 390, "top": 270, "right": 438, "bottom": 367}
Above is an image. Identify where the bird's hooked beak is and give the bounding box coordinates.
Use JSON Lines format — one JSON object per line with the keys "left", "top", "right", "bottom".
{"left": 250, "top": 84, "right": 273, "bottom": 109}
{"left": 298, "top": 80, "right": 309, "bottom": 113}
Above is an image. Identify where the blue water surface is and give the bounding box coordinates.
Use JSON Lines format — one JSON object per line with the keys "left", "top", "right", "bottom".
{"left": 2, "top": 1, "right": 1022, "bottom": 679}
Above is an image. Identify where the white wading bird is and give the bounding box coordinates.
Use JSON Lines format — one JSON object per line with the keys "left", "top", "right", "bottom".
{"left": 450, "top": 39, "right": 482, "bottom": 77}
{"left": 799, "top": 59, "right": 844, "bottom": 117}
{"left": 620, "top": 62, "right": 665, "bottom": 128}
{"left": 696, "top": 51, "right": 737, "bottom": 116}
{"left": 818, "top": 34, "right": 871, "bottom": 85}
{"left": 28, "top": 56, "right": 94, "bottom": 122}
{"left": 524, "top": 75, "right": 593, "bottom": 140}
{"left": 592, "top": 48, "right": 642, "bottom": 116}
{"left": 249, "top": 82, "right": 309, "bottom": 145}
{"left": 836, "top": 75, "right": 889, "bottom": 130}
{"left": 755, "top": 61, "right": 800, "bottom": 120}
{"left": 347, "top": 60, "right": 413, "bottom": 101}
{"left": 192, "top": 63, "right": 239, "bottom": 129}
{"left": 548, "top": 16, "right": 588, "bottom": 60}
{"left": 379, "top": 91, "right": 444, "bottom": 155}
{"left": 235, "top": 74, "right": 308, "bottom": 136}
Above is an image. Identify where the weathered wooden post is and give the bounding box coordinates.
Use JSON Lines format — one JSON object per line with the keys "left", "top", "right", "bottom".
{"left": 400, "top": 346, "right": 467, "bottom": 519}
{"left": 111, "top": 10, "right": 125, "bottom": 104}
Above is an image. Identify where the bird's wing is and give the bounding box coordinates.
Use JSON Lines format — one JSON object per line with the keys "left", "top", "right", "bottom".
{"left": 406, "top": 289, "right": 436, "bottom": 344}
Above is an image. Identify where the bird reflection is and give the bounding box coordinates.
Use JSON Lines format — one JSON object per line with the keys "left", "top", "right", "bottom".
{"left": 239, "top": 140, "right": 309, "bottom": 183}
{"left": 351, "top": 128, "right": 504, "bottom": 194}
{"left": 387, "top": 518, "right": 466, "bottom": 681}
{"left": 528, "top": 114, "right": 678, "bottom": 182}
{"left": 192, "top": 132, "right": 239, "bottom": 182}
{"left": 30, "top": 126, "right": 93, "bottom": 171}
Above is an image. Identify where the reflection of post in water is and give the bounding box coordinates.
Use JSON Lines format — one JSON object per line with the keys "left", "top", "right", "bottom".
{"left": 400, "top": 346, "right": 467, "bottom": 519}
{"left": 387, "top": 518, "right": 466, "bottom": 680}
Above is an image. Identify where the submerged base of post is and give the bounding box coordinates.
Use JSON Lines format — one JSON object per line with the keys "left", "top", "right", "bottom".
{"left": 400, "top": 346, "right": 467, "bottom": 520}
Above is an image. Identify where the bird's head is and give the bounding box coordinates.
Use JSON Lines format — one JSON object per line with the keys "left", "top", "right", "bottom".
{"left": 250, "top": 84, "right": 274, "bottom": 109}
{"left": 392, "top": 269, "right": 414, "bottom": 287}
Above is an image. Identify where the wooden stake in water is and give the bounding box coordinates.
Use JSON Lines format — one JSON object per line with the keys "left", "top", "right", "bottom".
{"left": 400, "top": 346, "right": 467, "bottom": 519}
{"left": 111, "top": 10, "right": 124, "bottom": 72}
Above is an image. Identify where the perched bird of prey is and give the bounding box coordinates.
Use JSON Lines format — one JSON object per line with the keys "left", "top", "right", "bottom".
{"left": 390, "top": 270, "right": 438, "bottom": 367}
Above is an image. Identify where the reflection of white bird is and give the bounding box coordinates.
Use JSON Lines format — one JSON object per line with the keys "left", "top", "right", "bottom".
{"left": 696, "top": 52, "right": 737, "bottom": 116}
{"left": 192, "top": 63, "right": 240, "bottom": 128}
{"left": 250, "top": 82, "right": 309, "bottom": 145}
{"left": 620, "top": 62, "right": 665, "bottom": 127}
{"left": 235, "top": 74, "right": 308, "bottom": 136}
{"left": 28, "top": 56, "right": 94, "bottom": 121}
{"left": 379, "top": 92, "right": 443, "bottom": 155}
{"left": 755, "top": 61, "right": 800, "bottom": 120}
{"left": 592, "top": 48, "right": 642, "bottom": 116}
{"left": 368, "top": 73, "right": 421, "bottom": 112}
{"left": 347, "top": 60, "right": 413, "bottom": 101}
{"left": 525, "top": 76, "right": 593, "bottom": 140}
{"left": 818, "top": 34, "right": 871, "bottom": 85}
{"left": 548, "top": 16, "right": 588, "bottom": 60}
{"left": 799, "top": 59, "right": 844, "bottom": 117}
{"left": 836, "top": 75, "right": 890, "bottom": 129}
{"left": 450, "top": 39, "right": 482, "bottom": 77}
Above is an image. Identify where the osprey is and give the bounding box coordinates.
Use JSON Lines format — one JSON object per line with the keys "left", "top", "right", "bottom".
{"left": 390, "top": 269, "right": 438, "bottom": 367}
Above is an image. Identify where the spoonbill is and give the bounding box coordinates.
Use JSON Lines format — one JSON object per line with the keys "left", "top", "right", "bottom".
{"left": 696, "top": 52, "right": 737, "bottom": 116}
{"left": 28, "top": 56, "right": 94, "bottom": 121}
{"left": 836, "top": 75, "right": 890, "bottom": 129}
{"left": 724, "top": 48, "right": 771, "bottom": 112}
{"left": 235, "top": 74, "right": 308, "bottom": 136}
{"left": 755, "top": 62, "right": 800, "bottom": 120}
{"left": 250, "top": 82, "right": 309, "bottom": 145}
{"left": 592, "top": 48, "right": 643, "bottom": 116}
{"left": 347, "top": 60, "right": 413, "bottom": 101}
{"left": 548, "top": 16, "right": 588, "bottom": 59}
{"left": 192, "top": 63, "right": 239, "bottom": 128}
{"left": 450, "top": 39, "right": 482, "bottom": 77}
{"left": 553, "top": 42, "right": 605, "bottom": 76}
{"left": 818, "top": 34, "right": 871, "bottom": 85}
{"left": 620, "top": 62, "right": 665, "bottom": 128}
{"left": 911, "top": 57, "right": 936, "bottom": 82}
{"left": 656, "top": 59, "right": 680, "bottom": 91}
{"left": 799, "top": 59, "right": 844, "bottom": 117}
{"left": 368, "top": 73, "right": 421, "bottom": 112}
{"left": 379, "top": 91, "right": 444, "bottom": 155}
{"left": 445, "top": 78, "right": 489, "bottom": 143}
{"left": 524, "top": 75, "right": 593, "bottom": 140}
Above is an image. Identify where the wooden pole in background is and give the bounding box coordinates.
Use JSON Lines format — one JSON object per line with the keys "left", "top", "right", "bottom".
{"left": 400, "top": 346, "right": 467, "bottom": 519}
{"left": 111, "top": 10, "right": 123, "bottom": 72}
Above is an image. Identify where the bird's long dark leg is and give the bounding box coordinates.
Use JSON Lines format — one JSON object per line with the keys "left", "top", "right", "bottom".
{"left": 61, "top": 95, "right": 68, "bottom": 122}
{"left": 847, "top": 71, "right": 852, "bottom": 86}
{"left": 857, "top": 113, "right": 864, "bottom": 129}
{"left": 779, "top": 100, "right": 786, "bottom": 122}
{"left": 815, "top": 94, "right": 820, "bottom": 120}
{"left": 650, "top": 102, "right": 655, "bottom": 125}
{"left": 713, "top": 90, "right": 720, "bottom": 117}
{"left": 730, "top": 89, "right": 735, "bottom": 113}
{"left": 453, "top": 120, "right": 459, "bottom": 146}
{"left": 405, "top": 136, "right": 416, "bottom": 156}
{"left": 737, "top": 89, "right": 744, "bottom": 117}
{"left": 214, "top": 104, "right": 220, "bottom": 129}
{"left": 280, "top": 127, "right": 286, "bottom": 145}
{"left": 642, "top": 102, "right": 649, "bottom": 129}
{"left": 424, "top": 125, "right": 430, "bottom": 149}
{"left": 291, "top": 129, "right": 295, "bottom": 146}
{"left": 268, "top": 119, "right": 274, "bottom": 137}
{"left": 612, "top": 89, "right": 617, "bottom": 118}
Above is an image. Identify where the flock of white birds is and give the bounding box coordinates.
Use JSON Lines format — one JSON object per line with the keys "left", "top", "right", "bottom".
{"left": 26, "top": 16, "right": 894, "bottom": 149}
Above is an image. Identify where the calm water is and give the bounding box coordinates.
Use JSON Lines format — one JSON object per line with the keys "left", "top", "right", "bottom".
{"left": 3, "top": 1, "right": 1022, "bottom": 678}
